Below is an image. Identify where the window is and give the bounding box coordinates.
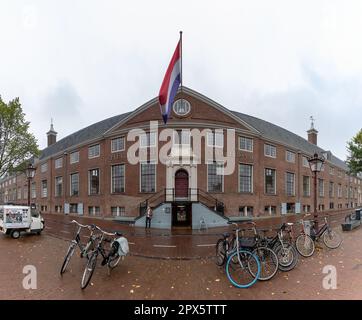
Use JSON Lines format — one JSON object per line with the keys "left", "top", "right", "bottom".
{"left": 55, "top": 158, "right": 63, "bottom": 169}
{"left": 329, "top": 181, "right": 334, "bottom": 198}
{"left": 70, "top": 203, "right": 78, "bottom": 214}
{"left": 41, "top": 205, "right": 47, "bottom": 212}
{"left": 338, "top": 184, "right": 342, "bottom": 198}
{"left": 111, "top": 206, "right": 126, "bottom": 217}
{"left": 173, "top": 130, "right": 191, "bottom": 145}
{"left": 329, "top": 202, "right": 334, "bottom": 209}
{"left": 41, "top": 180, "right": 47, "bottom": 198}
{"left": 140, "top": 162, "right": 156, "bottom": 193}
{"left": 302, "top": 176, "right": 310, "bottom": 197}
{"left": 239, "top": 206, "right": 253, "bottom": 217}
{"left": 302, "top": 205, "right": 310, "bottom": 213}
{"left": 55, "top": 205, "right": 62, "bottom": 213}
{"left": 89, "top": 169, "right": 100, "bottom": 195}
{"left": 265, "top": 206, "right": 277, "bottom": 215}
{"left": 55, "top": 176, "right": 63, "bottom": 197}
{"left": 302, "top": 156, "right": 309, "bottom": 168}
{"left": 88, "top": 206, "right": 101, "bottom": 216}
{"left": 88, "top": 144, "right": 100, "bottom": 159}
{"left": 111, "top": 164, "right": 125, "bottom": 193}
{"left": 207, "top": 131, "right": 223, "bottom": 148}
{"left": 285, "top": 172, "right": 295, "bottom": 196}
{"left": 239, "top": 164, "right": 253, "bottom": 193}
{"left": 41, "top": 163, "right": 48, "bottom": 173}
{"left": 31, "top": 183, "right": 36, "bottom": 199}
{"left": 239, "top": 136, "right": 253, "bottom": 152}
{"left": 286, "top": 151, "right": 295, "bottom": 163}
{"left": 70, "top": 151, "right": 79, "bottom": 164}
{"left": 318, "top": 179, "right": 324, "bottom": 197}
{"left": 318, "top": 204, "right": 325, "bottom": 211}
{"left": 173, "top": 99, "right": 191, "bottom": 116}
{"left": 140, "top": 132, "right": 156, "bottom": 148}
{"left": 70, "top": 173, "right": 79, "bottom": 196}
{"left": 111, "top": 137, "right": 125, "bottom": 152}
{"left": 286, "top": 203, "right": 295, "bottom": 213}
{"left": 207, "top": 162, "right": 224, "bottom": 192}
{"left": 329, "top": 167, "right": 334, "bottom": 175}
{"left": 264, "top": 144, "right": 276, "bottom": 158}
{"left": 23, "top": 187, "right": 28, "bottom": 200}
{"left": 17, "top": 188, "right": 22, "bottom": 200}
{"left": 265, "top": 168, "right": 276, "bottom": 194}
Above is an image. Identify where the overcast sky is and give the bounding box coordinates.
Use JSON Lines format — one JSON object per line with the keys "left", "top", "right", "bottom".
{"left": 1, "top": 0, "right": 361, "bottom": 161}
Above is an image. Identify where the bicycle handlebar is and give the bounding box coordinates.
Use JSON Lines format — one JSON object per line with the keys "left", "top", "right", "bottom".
{"left": 94, "top": 225, "right": 122, "bottom": 237}
{"left": 71, "top": 220, "right": 90, "bottom": 229}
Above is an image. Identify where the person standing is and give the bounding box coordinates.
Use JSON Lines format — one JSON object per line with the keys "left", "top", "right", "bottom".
{"left": 145, "top": 206, "right": 153, "bottom": 229}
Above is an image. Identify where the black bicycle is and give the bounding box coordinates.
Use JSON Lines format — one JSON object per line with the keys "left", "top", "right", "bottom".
{"left": 60, "top": 220, "right": 97, "bottom": 275}
{"left": 81, "top": 226, "right": 125, "bottom": 289}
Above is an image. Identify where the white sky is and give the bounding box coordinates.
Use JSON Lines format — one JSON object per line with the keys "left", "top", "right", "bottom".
{"left": 1, "top": 0, "right": 362, "bottom": 161}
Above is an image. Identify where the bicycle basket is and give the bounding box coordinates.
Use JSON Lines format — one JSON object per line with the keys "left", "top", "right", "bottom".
{"left": 114, "top": 237, "right": 129, "bottom": 256}
{"left": 238, "top": 237, "right": 256, "bottom": 248}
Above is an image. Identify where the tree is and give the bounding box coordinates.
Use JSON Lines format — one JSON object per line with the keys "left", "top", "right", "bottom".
{"left": 347, "top": 129, "right": 362, "bottom": 175}
{"left": 0, "top": 96, "right": 39, "bottom": 178}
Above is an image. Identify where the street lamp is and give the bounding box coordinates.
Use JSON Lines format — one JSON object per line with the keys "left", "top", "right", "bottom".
{"left": 24, "top": 163, "right": 36, "bottom": 207}
{"left": 308, "top": 153, "right": 325, "bottom": 230}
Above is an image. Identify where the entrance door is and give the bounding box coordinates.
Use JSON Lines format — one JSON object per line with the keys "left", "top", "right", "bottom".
{"left": 172, "top": 203, "right": 192, "bottom": 228}
{"left": 175, "top": 169, "right": 189, "bottom": 198}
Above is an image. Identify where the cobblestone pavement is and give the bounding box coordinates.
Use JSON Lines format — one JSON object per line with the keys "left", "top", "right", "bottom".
{"left": 1, "top": 213, "right": 362, "bottom": 299}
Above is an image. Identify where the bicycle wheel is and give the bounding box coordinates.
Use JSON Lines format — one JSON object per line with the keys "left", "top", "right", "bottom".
{"left": 60, "top": 243, "right": 75, "bottom": 275}
{"left": 81, "top": 251, "right": 98, "bottom": 289}
{"left": 249, "top": 247, "right": 278, "bottom": 281}
{"left": 215, "top": 239, "right": 227, "bottom": 266}
{"left": 225, "top": 250, "right": 260, "bottom": 288}
{"left": 274, "top": 243, "right": 298, "bottom": 271}
{"left": 295, "top": 234, "right": 315, "bottom": 257}
{"left": 108, "top": 254, "right": 121, "bottom": 271}
{"left": 323, "top": 229, "right": 342, "bottom": 249}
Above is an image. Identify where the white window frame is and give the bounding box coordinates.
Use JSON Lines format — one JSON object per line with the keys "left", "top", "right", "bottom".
{"left": 54, "top": 176, "right": 63, "bottom": 197}
{"left": 140, "top": 132, "right": 157, "bottom": 148}
{"left": 88, "top": 168, "right": 100, "bottom": 195}
{"left": 285, "top": 172, "right": 295, "bottom": 196}
{"left": 139, "top": 161, "right": 157, "bottom": 193}
{"left": 172, "top": 130, "right": 191, "bottom": 146}
{"left": 286, "top": 150, "right": 295, "bottom": 163}
{"left": 207, "top": 131, "right": 224, "bottom": 148}
{"left": 111, "top": 164, "right": 125, "bottom": 193}
{"left": 55, "top": 157, "right": 63, "bottom": 169}
{"left": 111, "top": 136, "right": 125, "bottom": 153}
{"left": 70, "top": 151, "right": 79, "bottom": 164}
{"left": 264, "top": 144, "right": 276, "bottom": 158}
{"left": 70, "top": 172, "right": 79, "bottom": 197}
{"left": 40, "top": 163, "right": 48, "bottom": 173}
{"left": 88, "top": 144, "right": 100, "bottom": 159}
{"left": 206, "top": 161, "right": 224, "bottom": 193}
{"left": 238, "top": 163, "right": 253, "bottom": 193}
{"left": 239, "top": 136, "right": 253, "bottom": 152}
{"left": 302, "top": 176, "right": 311, "bottom": 197}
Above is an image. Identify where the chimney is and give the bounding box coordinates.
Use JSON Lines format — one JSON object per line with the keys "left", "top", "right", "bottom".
{"left": 46, "top": 119, "right": 57, "bottom": 147}
{"left": 307, "top": 116, "right": 318, "bottom": 145}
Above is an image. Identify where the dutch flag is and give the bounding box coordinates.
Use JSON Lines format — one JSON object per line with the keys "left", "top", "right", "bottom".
{"left": 158, "top": 38, "right": 182, "bottom": 124}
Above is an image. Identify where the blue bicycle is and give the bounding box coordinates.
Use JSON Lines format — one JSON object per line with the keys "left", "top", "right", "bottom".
{"left": 217, "top": 221, "right": 261, "bottom": 288}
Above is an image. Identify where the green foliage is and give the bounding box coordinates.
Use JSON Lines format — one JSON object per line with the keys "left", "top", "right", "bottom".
{"left": 0, "top": 96, "right": 40, "bottom": 177}
{"left": 347, "top": 129, "right": 362, "bottom": 175}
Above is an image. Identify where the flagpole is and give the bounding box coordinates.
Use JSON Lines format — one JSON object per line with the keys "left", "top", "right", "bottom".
{"left": 180, "top": 30, "right": 183, "bottom": 90}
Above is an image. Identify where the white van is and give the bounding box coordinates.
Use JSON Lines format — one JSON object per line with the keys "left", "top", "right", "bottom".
{"left": 0, "top": 205, "right": 44, "bottom": 239}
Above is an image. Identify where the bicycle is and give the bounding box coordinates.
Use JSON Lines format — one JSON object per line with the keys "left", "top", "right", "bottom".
{"left": 262, "top": 223, "right": 299, "bottom": 272}
{"left": 81, "top": 226, "right": 127, "bottom": 289}
{"left": 295, "top": 215, "right": 342, "bottom": 256}
{"left": 294, "top": 218, "right": 315, "bottom": 257}
{"left": 60, "top": 220, "right": 97, "bottom": 275}
{"left": 216, "top": 221, "right": 261, "bottom": 288}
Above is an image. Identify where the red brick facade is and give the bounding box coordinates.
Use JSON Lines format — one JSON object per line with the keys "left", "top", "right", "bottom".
{"left": 1, "top": 89, "right": 361, "bottom": 219}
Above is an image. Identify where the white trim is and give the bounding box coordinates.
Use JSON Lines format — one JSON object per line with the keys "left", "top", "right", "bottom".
{"left": 139, "top": 161, "right": 157, "bottom": 193}
{"left": 69, "top": 151, "right": 80, "bottom": 164}
{"left": 69, "top": 172, "right": 80, "bottom": 197}
{"left": 110, "top": 163, "right": 125, "bottom": 194}
{"left": 264, "top": 143, "right": 277, "bottom": 158}
{"left": 54, "top": 176, "right": 63, "bottom": 197}
{"left": 239, "top": 136, "right": 253, "bottom": 152}
{"left": 206, "top": 161, "right": 224, "bottom": 193}
{"left": 111, "top": 136, "right": 125, "bottom": 153}
{"left": 88, "top": 144, "right": 100, "bottom": 159}
{"left": 264, "top": 168, "right": 276, "bottom": 195}
{"left": 88, "top": 168, "right": 100, "bottom": 195}
{"left": 285, "top": 172, "right": 296, "bottom": 197}
{"left": 285, "top": 150, "right": 296, "bottom": 163}
{"left": 238, "top": 163, "right": 253, "bottom": 193}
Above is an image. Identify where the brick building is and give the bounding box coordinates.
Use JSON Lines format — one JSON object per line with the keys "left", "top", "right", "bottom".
{"left": 0, "top": 87, "right": 361, "bottom": 228}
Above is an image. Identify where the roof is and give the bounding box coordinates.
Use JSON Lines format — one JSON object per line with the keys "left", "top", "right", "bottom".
{"left": 39, "top": 113, "right": 131, "bottom": 160}
{"left": 38, "top": 87, "right": 348, "bottom": 171}
{"left": 232, "top": 111, "right": 348, "bottom": 170}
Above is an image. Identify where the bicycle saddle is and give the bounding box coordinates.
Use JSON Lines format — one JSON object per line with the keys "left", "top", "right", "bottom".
{"left": 115, "top": 231, "right": 123, "bottom": 236}
{"left": 222, "top": 232, "right": 230, "bottom": 238}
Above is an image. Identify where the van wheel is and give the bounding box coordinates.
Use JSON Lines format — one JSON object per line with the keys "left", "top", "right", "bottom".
{"left": 11, "top": 230, "right": 21, "bottom": 239}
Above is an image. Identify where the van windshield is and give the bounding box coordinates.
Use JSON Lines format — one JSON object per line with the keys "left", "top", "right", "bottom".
{"left": 31, "top": 209, "right": 39, "bottom": 218}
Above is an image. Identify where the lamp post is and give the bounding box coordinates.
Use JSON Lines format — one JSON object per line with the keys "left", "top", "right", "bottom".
{"left": 24, "top": 163, "right": 36, "bottom": 207}
{"left": 308, "top": 153, "right": 325, "bottom": 231}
